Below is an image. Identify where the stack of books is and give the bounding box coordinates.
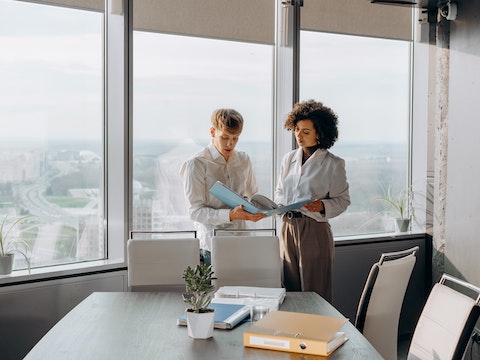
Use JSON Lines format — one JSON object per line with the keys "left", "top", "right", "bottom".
{"left": 177, "top": 301, "right": 251, "bottom": 330}
{"left": 177, "top": 286, "right": 287, "bottom": 331}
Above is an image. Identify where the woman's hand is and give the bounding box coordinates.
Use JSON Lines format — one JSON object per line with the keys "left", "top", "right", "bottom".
{"left": 304, "top": 199, "right": 324, "bottom": 213}
{"left": 229, "top": 205, "right": 266, "bottom": 222}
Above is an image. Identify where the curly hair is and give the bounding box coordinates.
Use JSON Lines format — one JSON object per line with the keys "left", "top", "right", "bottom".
{"left": 284, "top": 99, "right": 339, "bottom": 149}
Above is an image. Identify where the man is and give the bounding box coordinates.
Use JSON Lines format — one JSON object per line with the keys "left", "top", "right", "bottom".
{"left": 180, "top": 108, "right": 264, "bottom": 265}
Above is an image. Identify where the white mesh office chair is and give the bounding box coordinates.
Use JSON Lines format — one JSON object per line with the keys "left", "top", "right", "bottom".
{"left": 355, "top": 246, "right": 419, "bottom": 360}
{"left": 211, "top": 231, "right": 282, "bottom": 289}
{"left": 407, "top": 273, "right": 480, "bottom": 360}
{"left": 127, "top": 231, "right": 200, "bottom": 292}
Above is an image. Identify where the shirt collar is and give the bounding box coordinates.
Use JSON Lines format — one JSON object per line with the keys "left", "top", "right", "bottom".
{"left": 293, "top": 147, "right": 328, "bottom": 164}
{"left": 208, "top": 142, "right": 229, "bottom": 162}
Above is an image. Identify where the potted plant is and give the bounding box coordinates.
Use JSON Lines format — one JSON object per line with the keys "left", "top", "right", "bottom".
{"left": 182, "top": 263, "right": 215, "bottom": 339}
{"left": 0, "top": 215, "right": 33, "bottom": 275}
{"left": 377, "top": 184, "right": 415, "bottom": 232}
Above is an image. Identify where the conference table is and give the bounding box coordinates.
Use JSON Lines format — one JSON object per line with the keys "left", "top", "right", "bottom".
{"left": 24, "top": 291, "right": 382, "bottom": 359}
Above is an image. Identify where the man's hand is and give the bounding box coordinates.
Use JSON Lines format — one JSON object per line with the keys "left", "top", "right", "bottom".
{"left": 229, "top": 205, "right": 266, "bottom": 222}
{"left": 304, "top": 199, "right": 324, "bottom": 213}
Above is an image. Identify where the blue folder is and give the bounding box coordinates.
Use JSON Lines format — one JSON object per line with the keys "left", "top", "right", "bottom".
{"left": 209, "top": 181, "right": 313, "bottom": 216}
{"left": 177, "top": 302, "right": 251, "bottom": 330}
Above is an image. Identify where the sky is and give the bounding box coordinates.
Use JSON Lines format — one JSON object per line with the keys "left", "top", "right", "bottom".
{"left": 0, "top": 0, "right": 410, "bottom": 144}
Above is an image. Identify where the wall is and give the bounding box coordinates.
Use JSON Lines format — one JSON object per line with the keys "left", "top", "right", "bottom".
{"left": 426, "top": 4, "right": 480, "bottom": 357}
{"left": 441, "top": 1, "right": 480, "bottom": 286}
{"left": 0, "top": 270, "right": 127, "bottom": 360}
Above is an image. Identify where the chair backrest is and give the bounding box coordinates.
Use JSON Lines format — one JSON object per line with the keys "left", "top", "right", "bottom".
{"left": 211, "top": 235, "right": 282, "bottom": 289}
{"left": 407, "top": 274, "right": 480, "bottom": 360}
{"left": 355, "top": 246, "right": 419, "bottom": 360}
{"left": 127, "top": 237, "right": 200, "bottom": 292}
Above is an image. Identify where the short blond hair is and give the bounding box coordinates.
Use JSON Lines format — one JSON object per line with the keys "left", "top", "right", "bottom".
{"left": 211, "top": 109, "right": 244, "bottom": 134}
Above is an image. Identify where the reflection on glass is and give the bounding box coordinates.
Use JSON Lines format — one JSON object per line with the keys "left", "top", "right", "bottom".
{"left": 132, "top": 32, "right": 274, "bottom": 233}
{"left": 300, "top": 31, "right": 411, "bottom": 236}
{"left": 0, "top": 0, "right": 104, "bottom": 269}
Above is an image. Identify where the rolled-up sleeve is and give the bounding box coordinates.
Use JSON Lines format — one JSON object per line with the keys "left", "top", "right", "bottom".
{"left": 322, "top": 158, "right": 350, "bottom": 219}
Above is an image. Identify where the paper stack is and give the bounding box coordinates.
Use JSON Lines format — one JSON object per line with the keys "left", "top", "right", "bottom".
{"left": 214, "top": 286, "right": 286, "bottom": 311}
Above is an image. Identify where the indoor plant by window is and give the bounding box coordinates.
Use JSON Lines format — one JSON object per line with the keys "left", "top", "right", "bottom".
{"left": 377, "top": 184, "right": 415, "bottom": 232}
{"left": 0, "top": 215, "right": 33, "bottom": 275}
{"left": 182, "top": 263, "right": 216, "bottom": 339}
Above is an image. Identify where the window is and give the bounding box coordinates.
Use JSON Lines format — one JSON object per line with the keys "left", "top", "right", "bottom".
{"left": 0, "top": 0, "right": 415, "bottom": 275}
{"left": 299, "top": 31, "right": 411, "bottom": 236}
{"left": 0, "top": 0, "right": 104, "bottom": 269}
{"left": 132, "top": 32, "right": 274, "bottom": 233}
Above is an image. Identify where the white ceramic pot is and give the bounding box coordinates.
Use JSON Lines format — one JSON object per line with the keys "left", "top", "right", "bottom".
{"left": 0, "top": 253, "right": 14, "bottom": 275}
{"left": 186, "top": 310, "right": 215, "bottom": 339}
{"left": 395, "top": 218, "right": 411, "bottom": 232}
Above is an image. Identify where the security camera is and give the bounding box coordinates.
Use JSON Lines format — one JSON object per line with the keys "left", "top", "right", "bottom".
{"left": 440, "top": 2, "right": 457, "bottom": 21}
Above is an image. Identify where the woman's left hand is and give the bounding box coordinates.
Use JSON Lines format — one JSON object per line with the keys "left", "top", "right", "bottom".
{"left": 304, "top": 199, "right": 324, "bottom": 213}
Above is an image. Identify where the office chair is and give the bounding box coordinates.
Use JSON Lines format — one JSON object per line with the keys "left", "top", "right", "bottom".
{"left": 127, "top": 231, "right": 200, "bottom": 291}
{"left": 407, "top": 274, "right": 480, "bottom": 360}
{"left": 355, "top": 246, "right": 419, "bottom": 360}
{"left": 211, "top": 232, "right": 282, "bottom": 289}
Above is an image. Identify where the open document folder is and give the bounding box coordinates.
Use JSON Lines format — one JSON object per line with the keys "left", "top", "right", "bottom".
{"left": 209, "top": 181, "right": 313, "bottom": 216}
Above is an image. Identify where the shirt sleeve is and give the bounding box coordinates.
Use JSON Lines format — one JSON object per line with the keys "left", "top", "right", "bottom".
{"left": 180, "top": 158, "right": 231, "bottom": 226}
{"left": 243, "top": 156, "right": 259, "bottom": 199}
{"left": 321, "top": 157, "right": 350, "bottom": 219}
{"left": 273, "top": 155, "right": 287, "bottom": 207}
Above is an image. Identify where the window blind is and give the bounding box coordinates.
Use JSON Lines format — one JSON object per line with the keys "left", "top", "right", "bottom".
{"left": 301, "top": 0, "right": 413, "bottom": 41}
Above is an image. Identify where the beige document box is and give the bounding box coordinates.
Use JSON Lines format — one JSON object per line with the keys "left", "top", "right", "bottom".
{"left": 244, "top": 310, "right": 348, "bottom": 356}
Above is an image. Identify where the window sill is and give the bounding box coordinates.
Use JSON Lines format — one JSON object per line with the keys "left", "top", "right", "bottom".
{"left": 334, "top": 231, "right": 427, "bottom": 245}
{"left": 0, "top": 232, "right": 428, "bottom": 286}
{"left": 0, "top": 258, "right": 127, "bottom": 287}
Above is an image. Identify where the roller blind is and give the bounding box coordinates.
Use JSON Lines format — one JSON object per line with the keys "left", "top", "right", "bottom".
{"left": 28, "top": 0, "right": 104, "bottom": 12}
{"left": 301, "top": 0, "right": 413, "bottom": 41}
{"left": 25, "top": 1, "right": 410, "bottom": 42}
{"left": 133, "top": 0, "right": 275, "bottom": 45}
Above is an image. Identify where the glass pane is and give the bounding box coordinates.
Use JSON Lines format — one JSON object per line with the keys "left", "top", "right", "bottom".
{"left": 0, "top": 0, "right": 105, "bottom": 269}
{"left": 300, "top": 31, "right": 411, "bottom": 236}
{"left": 133, "top": 32, "right": 274, "bottom": 233}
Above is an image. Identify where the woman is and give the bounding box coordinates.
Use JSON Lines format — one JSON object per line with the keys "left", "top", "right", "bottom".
{"left": 274, "top": 100, "right": 350, "bottom": 302}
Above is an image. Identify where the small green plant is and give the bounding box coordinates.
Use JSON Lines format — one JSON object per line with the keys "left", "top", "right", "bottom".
{"left": 377, "top": 183, "right": 415, "bottom": 220}
{"left": 182, "top": 264, "right": 215, "bottom": 313}
{"left": 0, "top": 215, "right": 33, "bottom": 272}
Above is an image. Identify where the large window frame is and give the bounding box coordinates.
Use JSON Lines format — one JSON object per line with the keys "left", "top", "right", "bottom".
{"left": 0, "top": 0, "right": 427, "bottom": 283}
{"left": 0, "top": 0, "right": 109, "bottom": 274}
{"left": 298, "top": 30, "right": 412, "bottom": 236}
